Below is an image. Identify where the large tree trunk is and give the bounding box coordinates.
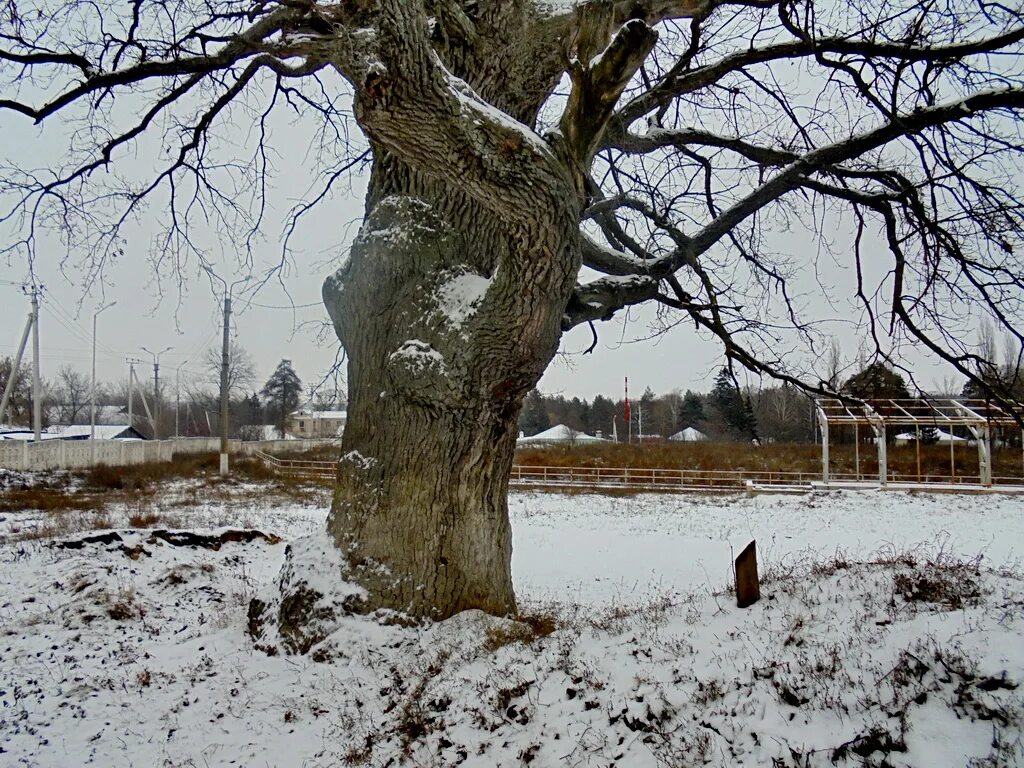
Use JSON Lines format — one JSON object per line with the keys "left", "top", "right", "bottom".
{"left": 319, "top": 158, "right": 577, "bottom": 619}
{"left": 249, "top": 2, "right": 629, "bottom": 651}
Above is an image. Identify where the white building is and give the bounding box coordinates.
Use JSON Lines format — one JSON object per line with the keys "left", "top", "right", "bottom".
{"left": 669, "top": 427, "right": 707, "bottom": 442}
{"left": 516, "top": 424, "right": 605, "bottom": 447}
{"left": 287, "top": 409, "right": 347, "bottom": 439}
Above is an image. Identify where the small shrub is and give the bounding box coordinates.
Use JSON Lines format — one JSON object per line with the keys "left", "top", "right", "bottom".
{"left": 893, "top": 562, "right": 983, "bottom": 610}
{"left": 484, "top": 612, "right": 557, "bottom": 651}
{"left": 128, "top": 509, "right": 161, "bottom": 528}
{"left": 107, "top": 589, "right": 144, "bottom": 621}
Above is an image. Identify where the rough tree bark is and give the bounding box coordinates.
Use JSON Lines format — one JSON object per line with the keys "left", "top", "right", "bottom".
{"left": 298, "top": 16, "right": 565, "bottom": 631}
{"left": 262, "top": 1, "right": 672, "bottom": 647}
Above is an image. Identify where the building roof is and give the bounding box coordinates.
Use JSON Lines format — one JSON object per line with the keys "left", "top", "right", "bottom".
{"left": 291, "top": 410, "right": 347, "bottom": 420}
{"left": 669, "top": 427, "right": 707, "bottom": 442}
{"left": 516, "top": 424, "right": 605, "bottom": 445}
{"left": 0, "top": 429, "right": 63, "bottom": 441}
{"left": 56, "top": 425, "right": 141, "bottom": 440}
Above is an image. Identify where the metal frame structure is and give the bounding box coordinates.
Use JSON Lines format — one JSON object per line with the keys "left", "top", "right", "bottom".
{"left": 815, "top": 398, "right": 1024, "bottom": 487}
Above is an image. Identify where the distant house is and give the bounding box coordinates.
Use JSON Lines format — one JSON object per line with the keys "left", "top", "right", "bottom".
{"left": 516, "top": 424, "right": 605, "bottom": 447}
{"left": 894, "top": 430, "right": 972, "bottom": 445}
{"left": 669, "top": 427, "right": 707, "bottom": 442}
{"left": 48, "top": 404, "right": 129, "bottom": 426}
{"left": 287, "top": 409, "right": 347, "bottom": 439}
{"left": 54, "top": 425, "right": 146, "bottom": 441}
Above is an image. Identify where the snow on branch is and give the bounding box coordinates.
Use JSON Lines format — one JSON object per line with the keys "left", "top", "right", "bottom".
{"left": 359, "top": 0, "right": 575, "bottom": 229}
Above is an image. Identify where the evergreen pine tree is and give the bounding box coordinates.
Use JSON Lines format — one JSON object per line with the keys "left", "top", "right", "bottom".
{"left": 677, "top": 390, "right": 705, "bottom": 432}
{"left": 711, "top": 367, "right": 758, "bottom": 441}
{"left": 260, "top": 360, "right": 302, "bottom": 438}
{"left": 518, "top": 389, "right": 550, "bottom": 436}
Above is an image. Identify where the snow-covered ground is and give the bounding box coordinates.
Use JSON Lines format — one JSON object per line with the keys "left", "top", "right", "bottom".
{"left": 1, "top": 487, "right": 1022, "bottom": 766}
{"left": 510, "top": 490, "right": 1024, "bottom": 604}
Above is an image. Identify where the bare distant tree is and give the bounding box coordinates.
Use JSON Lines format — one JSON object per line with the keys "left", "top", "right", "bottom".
{"left": 202, "top": 342, "right": 257, "bottom": 399}
{"left": 52, "top": 365, "right": 90, "bottom": 424}
{"left": 4, "top": 0, "right": 1024, "bottom": 640}
{"left": 819, "top": 338, "right": 845, "bottom": 391}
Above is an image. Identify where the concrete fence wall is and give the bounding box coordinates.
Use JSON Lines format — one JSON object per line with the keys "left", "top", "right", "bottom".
{"left": 0, "top": 437, "right": 337, "bottom": 472}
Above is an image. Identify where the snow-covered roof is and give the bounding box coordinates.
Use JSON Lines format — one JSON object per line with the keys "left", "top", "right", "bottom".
{"left": 56, "top": 425, "right": 139, "bottom": 440}
{"left": 0, "top": 430, "right": 63, "bottom": 441}
{"left": 291, "top": 410, "right": 347, "bottom": 420}
{"left": 894, "top": 429, "right": 969, "bottom": 443}
{"left": 669, "top": 427, "right": 707, "bottom": 442}
{"left": 516, "top": 424, "right": 604, "bottom": 444}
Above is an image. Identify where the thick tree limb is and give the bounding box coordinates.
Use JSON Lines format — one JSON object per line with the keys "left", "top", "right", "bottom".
{"left": 562, "top": 275, "right": 659, "bottom": 329}
{"left": 560, "top": 19, "right": 659, "bottom": 177}
{"left": 354, "top": 0, "right": 576, "bottom": 229}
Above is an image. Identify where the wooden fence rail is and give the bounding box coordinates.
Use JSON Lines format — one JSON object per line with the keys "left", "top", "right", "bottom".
{"left": 252, "top": 452, "right": 1024, "bottom": 493}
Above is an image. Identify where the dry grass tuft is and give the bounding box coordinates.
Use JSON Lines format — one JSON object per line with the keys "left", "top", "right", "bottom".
{"left": 106, "top": 588, "right": 144, "bottom": 621}
{"left": 128, "top": 509, "right": 162, "bottom": 528}
{"left": 484, "top": 612, "right": 558, "bottom": 651}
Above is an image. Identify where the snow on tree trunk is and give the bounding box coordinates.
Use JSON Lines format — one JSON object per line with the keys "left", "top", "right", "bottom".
{"left": 254, "top": 160, "right": 580, "bottom": 649}
{"left": 250, "top": 2, "right": 660, "bottom": 648}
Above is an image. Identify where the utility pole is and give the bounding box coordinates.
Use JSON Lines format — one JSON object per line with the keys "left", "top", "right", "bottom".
{"left": 126, "top": 359, "right": 138, "bottom": 430}
{"left": 90, "top": 302, "right": 116, "bottom": 446}
{"left": 218, "top": 293, "right": 232, "bottom": 475}
{"left": 625, "top": 376, "right": 631, "bottom": 446}
{"left": 175, "top": 366, "right": 181, "bottom": 438}
{"left": 142, "top": 346, "right": 172, "bottom": 440}
{"left": 202, "top": 265, "right": 247, "bottom": 477}
{"left": 129, "top": 362, "right": 155, "bottom": 430}
{"left": 0, "top": 305, "right": 34, "bottom": 427}
{"left": 31, "top": 287, "right": 41, "bottom": 442}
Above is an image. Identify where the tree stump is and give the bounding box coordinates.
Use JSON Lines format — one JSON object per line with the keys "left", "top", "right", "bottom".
{"left": 735, "top": 540, "right": 760, "bottom": 608}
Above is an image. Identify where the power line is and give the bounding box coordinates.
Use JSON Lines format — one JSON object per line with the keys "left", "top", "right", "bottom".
{"left": 51, "top": 302, "right": 122, "bottom": 357}
{"left": 42, "top": 301, "right": 124, "bottom": 358}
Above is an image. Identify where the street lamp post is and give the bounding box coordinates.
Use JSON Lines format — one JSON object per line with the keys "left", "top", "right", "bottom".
{"left": 90, "top": 302, "right": 116, "bottom": 440}
{"left": 141, "top": 345, "right": 173, "bottom": 440}
{"left": 202, "top": 266, "right": 249, "bottom": 477}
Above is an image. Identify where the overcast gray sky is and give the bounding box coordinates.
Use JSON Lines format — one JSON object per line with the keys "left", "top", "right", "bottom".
{"left": 0, "top": 223, "right": 958, "bottom": 403}
{"left": 0, "top": 48, "right": 979, "bottom": 403}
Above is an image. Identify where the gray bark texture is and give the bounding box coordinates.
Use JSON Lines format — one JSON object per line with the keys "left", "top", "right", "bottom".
{"left": 247, "top": 0, "right": 691, "bottom": 650}
{"left": 289, "top": 0, "right": 673, "bottom": 627}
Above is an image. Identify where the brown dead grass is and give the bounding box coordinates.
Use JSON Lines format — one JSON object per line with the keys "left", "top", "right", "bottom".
{"left": 0, "top": 488, "right": 97, "bottom": 513}
{"left": 1, "top": 451, "right": 324, "bottom": 518}
{"left": 128, "top": 509, "right": 162, "bottom": 528}
{"left": 514, "top": 441, "right": 1024, "bottom": 481}
{"left": 484, "top": 612, "right": 559, "bottom": 652}
{"left": 9, "top": 511, "right": 114, "bottom": 541}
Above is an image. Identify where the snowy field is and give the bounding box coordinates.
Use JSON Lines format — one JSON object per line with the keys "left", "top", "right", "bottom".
{"left": 1, "top": 484, "right": 1023, "bottom": 766}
